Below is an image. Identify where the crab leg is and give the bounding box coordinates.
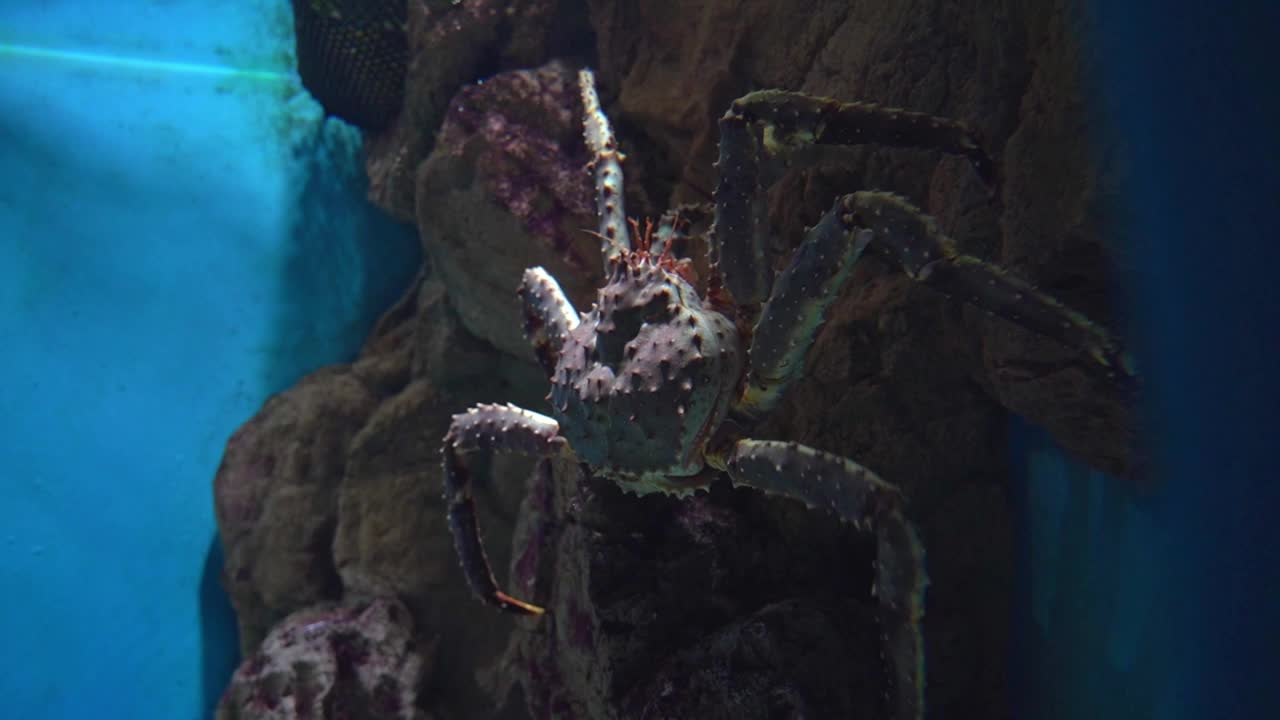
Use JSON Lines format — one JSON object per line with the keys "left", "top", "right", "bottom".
{"left": 518, "top": 267, "right": 580, "bottom": 376}
{"left": 725, "top": 439, "right": 926, "bottom": 720}
{"left": 712, "top": 88, "right": 993, "bottom": 311}
{"left": 579, "top": 69, "right": 629, "bottom": 271}
{"left": 726, "top": 90, "right": 995, "bottom": 185}
{"left": 442, "top": 403, "right": 569, "bottom": 615}
{"left": 737, "top": 201, "right": 872, "bottom": 419}
{"left": 712, "top": 108, "right": 775, "bottom": 306}
{"left": 846, "top": 191, "right": 1133, "bottom": 379}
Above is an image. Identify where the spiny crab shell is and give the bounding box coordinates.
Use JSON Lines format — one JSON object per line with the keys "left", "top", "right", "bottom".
{"left": 526, "top": 255, "right": 742, "bottom": 493}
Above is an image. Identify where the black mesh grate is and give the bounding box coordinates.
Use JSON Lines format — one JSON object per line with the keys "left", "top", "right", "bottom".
{"left": 291, "top": 0, "right": 408, "bottom": 131}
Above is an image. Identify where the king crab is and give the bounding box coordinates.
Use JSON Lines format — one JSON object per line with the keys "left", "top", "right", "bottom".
{"left": 441, "top": 69, "right": 1131, "bottom": 719}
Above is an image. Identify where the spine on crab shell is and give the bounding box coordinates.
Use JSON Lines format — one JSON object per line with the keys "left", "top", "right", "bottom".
{"left": 847, "top": 191, "right": 1135, "bottom": 381}
{"left": 578, "top": 69, "right": 630, "bottom": 269}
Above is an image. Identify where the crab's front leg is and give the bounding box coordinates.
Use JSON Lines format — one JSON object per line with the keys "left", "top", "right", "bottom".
{"left": 846, "top": 191, "right": 1133, "bottom": 380}
{"left": 443, "top": 403, "right": 570, "bottom": 615}
{"left": 724, "top": 439, "right": 926, "bottom": 720}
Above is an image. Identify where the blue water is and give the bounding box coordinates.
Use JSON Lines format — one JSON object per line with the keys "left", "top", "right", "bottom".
{"left": 1015, "top": 2, "right": 1280, "bottom": 718}
{"left": 0, "top": 2, "right": 419, "bottom": 717}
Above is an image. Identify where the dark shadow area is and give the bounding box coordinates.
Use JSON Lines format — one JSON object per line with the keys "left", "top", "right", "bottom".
{"left": 200, "top": 536, "right": 241, "bottom": 718}
{"left": 1018, "top": 2, "right": 1280, "bottom": 718}
{"left": 265, "top": 119, "right": 421, "bottom": 396}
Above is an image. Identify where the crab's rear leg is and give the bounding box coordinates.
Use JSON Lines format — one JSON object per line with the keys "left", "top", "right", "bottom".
{"left": 729, "top": 89, "right": 996, "bottom": 186}
{"left": 736, "top": 200, "right": 871, "bottom": 419}
{"left": 846, "top": 191, "right": 1133, "bottom": 380}
{"left": 579, "top": 69, "right": 629, "bottom": 271}
{"left": 724, "top": 439, "right": 926, "bottom": 720}
{"left": 443, "top": 403, "right": 569, "bottom": 615}
{"left": 712, "top": 90, "right": 996, "bottom": 312}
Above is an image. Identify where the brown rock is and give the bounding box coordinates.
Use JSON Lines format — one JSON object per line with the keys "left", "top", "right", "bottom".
{"left": 414, "top": 62, "right": 602, "bottom": 359}
{"left": 215, "top": 274, "right": 546, "bottom": 718}
{"left": 332, "top": 375, "right": 534, "bottom": 720}
{"left": 215, "top": 367, "right": 379, "bottom": 655}
{"left": 365, "top": 0, "right": 592, "bottom": 222}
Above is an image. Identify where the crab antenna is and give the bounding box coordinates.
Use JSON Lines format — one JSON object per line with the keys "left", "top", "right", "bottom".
{"left": 579, "top": 69, "right": 630, "bottom": 272}
{"left": 628, "top": 217, "right": 659, "bottom": 255}
{"left": 583, "top": 227, "right": 631, "bottom": 265}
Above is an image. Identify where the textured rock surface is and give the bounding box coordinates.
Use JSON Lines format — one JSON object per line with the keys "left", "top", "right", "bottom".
{"left": 216, "top": 276, "right": 545, "bottom": 718}
{"left": 215, "top": 367, "right": 378, "bottom": 655}
{"left": 216, "top": 1, "right": 1139, "bottom": 718}
{"left": 365, "top": 0, "right": 591, "bottom": 223}
{"left": 414, "top": 61, "right": 601, "bottom": 359}
{"left": 216, "top": 598, "right": 430, "bottom": 720}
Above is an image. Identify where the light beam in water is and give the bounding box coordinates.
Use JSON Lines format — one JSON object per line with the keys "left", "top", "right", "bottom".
{"left": 0, "top": 42, "right": 290, "bottom": 82}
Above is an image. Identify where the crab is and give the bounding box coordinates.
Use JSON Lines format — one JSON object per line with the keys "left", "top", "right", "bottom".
{"left": 441, "top": 69, "right": 1130, "bottom": 720}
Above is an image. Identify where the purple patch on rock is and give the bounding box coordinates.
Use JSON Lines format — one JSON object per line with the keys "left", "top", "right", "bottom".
{"left": 439, "top": 64, "right": 595, "bottom": 273}
{"left": 217, "top": 598, "right": 425, "bottom": 719}
{"left": 513, "top": 461, "right": 556, "bottom": 588}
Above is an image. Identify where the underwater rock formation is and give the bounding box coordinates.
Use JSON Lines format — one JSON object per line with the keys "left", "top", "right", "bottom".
{"left": 215, "top": 366, "right": 376, "bottom": 655}
{"left": 216, "top": 0, "right": 1139, "bottom": 717}
{"left": 216, "top": 273, "right": 549, "bottom": 718}
{"left": 414, "top": 61, "right": 602, "bottom": 360}
{"left": 364, "top": 0, "right": 591, "bottom": 223}
{"left": 216, "top": 597, "right": 429, "bottom": 720}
